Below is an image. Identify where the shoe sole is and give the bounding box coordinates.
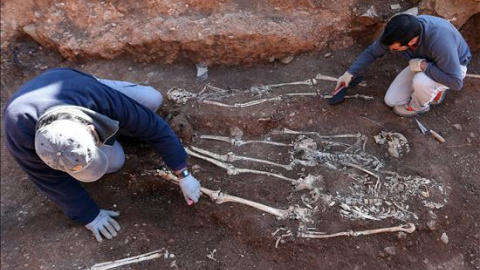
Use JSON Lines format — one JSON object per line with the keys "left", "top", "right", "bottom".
{"left": 393, "top": 106, "right": 430, "bottom": 117}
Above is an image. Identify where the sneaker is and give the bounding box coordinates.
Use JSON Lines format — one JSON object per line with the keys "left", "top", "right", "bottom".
{"left": 393, "top": 103, "right": 430, "bottom": 117}
{"left": 430, "top": 89, "right": 448, "bottom": 105}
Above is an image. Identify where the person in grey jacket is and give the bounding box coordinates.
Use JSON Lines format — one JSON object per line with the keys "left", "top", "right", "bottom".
{"left": 335, "top": 14, "right": 471, "bottom": 116}
{"left": 4, "top": 68, "right": 201, "bottom": 242}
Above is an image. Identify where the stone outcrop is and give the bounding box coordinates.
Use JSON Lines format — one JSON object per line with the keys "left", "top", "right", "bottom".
{"left": 357, "top": 6, "right": 382, "bottom": 26}
{"left": 1, "top": 0, "right": 365, "bottom": 65}
{"left": 1, "top": 0, "right": 477, "bottom": 65}
{"left": 460, "top": 12, "right": 480, "bottom": 52}
{"left": 419, "top": 0, "right": 480, "bottom": 28}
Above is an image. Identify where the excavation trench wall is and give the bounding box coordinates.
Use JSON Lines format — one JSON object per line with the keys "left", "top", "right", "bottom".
{"left": 1, "top": 0, "right": 479, "bottom": 65}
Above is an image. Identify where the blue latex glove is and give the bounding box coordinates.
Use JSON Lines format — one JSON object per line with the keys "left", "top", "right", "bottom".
{"left": 179, "top": 174, "right": 201, "bottom": 204}
{"left": 85, "top": 209, "right": 121, "bottom": 242}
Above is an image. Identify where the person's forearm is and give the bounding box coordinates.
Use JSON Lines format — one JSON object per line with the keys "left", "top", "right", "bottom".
{"left": 348, "top": 40, "right": 386, "bottom": 75}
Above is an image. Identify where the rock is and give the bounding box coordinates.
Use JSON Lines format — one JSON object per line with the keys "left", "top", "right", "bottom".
{"left": 357, "top": 6, "right": 381, "bottom": 26}
{"left": 453, "top": 124, "right": 462, "bottom": 130}
{"left": 390, "top": 4, "right": 402, "bottom": 10}
{"left": 280, "top": 55, "right": 295, "bottom": 64}
{"left": 195, "top": 62, "right": 208, "bottom": 82}
{"left": 469, "top": 132, "right": 475, "bottom": 138}
{"left": 461, "top": 13, "right": 480, "bottom": 53}
{"left": 427, "top": 211, "right": 439, "bottom": 231}
{"left": 428, "top": 210, "right": 438, "bottom": 219}
{"left": 419, "top": 0, "right": 480, "bottom": 29}
{"left": 192, "top": 165, "right": 201, "bottom": 174}
{"left": 397, "top": 232, "right": 407, "bottom": 240}
{"left": 230, "top": 127, "right": 243, "bottom": 139}
{"left": 427, "top": 219, "right": 438, "bottom": 231}
{"left": 420, "top": 186, "right": 430, "bottom": 198}
{"left": 441, "top": 233, "right": 449, "bottom": 244}
{"left": 384, "top": 246, "right": 396, "bottom": 255}
{"left": 402, "top": 7, "right": 419, "bottom": 16}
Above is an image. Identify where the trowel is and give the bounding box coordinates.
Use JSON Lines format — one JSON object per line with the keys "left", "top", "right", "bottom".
{"left": 415, "top": 119, "right": 445, "bottom": 143}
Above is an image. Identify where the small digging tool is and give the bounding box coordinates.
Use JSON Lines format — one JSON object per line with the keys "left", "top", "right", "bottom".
{"left": 415, "top": 119, "right": 445, "bottom": 143}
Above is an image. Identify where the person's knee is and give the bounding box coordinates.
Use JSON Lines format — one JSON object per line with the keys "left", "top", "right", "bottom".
{"left": 103, "top": 142, "right": 126, "bottom": 174}
{"left": 144, "top": 87, "right": 163, "bottom": 112}
{"left": 384, "top": 90, "right": 410, "bottom": 107}
{"left": 412, "top": 73, "right": 430, "bottom": 92}
{"left": 384, "top": 95, "right": 396, "bottom": 107}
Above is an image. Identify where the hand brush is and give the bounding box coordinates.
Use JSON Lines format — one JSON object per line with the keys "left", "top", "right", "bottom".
{"left": 329, "top": 75, "right": 363, "bottom": 105}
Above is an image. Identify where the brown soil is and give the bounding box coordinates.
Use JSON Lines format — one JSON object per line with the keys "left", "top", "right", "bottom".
{"left": 1, "top": 35, "right": 480, "bottom": 270}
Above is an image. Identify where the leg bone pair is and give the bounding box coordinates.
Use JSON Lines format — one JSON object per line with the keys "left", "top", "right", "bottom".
{"left": 191, "top": 146, "right": 295, "bottom": 171}
{"left": 297, "top": 223, "right": 415, "bottom": 239}
{"left": 199, "top": 96, "right": 282, "bottom": 108}
{"left": 186, "top": 146, "right": 321, "bottom": 203}
{"left": 200, "top": 135, "right": 292, "bottom": 147}
{"left": 154, "top": 169, "right": 312, "bottom": 222}
{"left": 466, "top": 73, "right": 480, "bottom": 79}
{"left": 284, "top": 93, "right": 373, "bottom": 100}
{"left": 250, "top": 79, "right": 317, "bottom": 95}
{"left": 201, "top": 133, "right": 355, "bottom": 154}
{"left": 199, "top": 93, "right": 373, "bottom": 108}
{"left": 186, "top": 147, "right": 296, "bottom": 182}
{"left": 90, "top": 249, "right": 166, "bottom": 270}
{"left": 272, "top": 128, "right": 362, "bottom": 139}
{"left": 248, "top": 73, "right": 347, "bottom": 95}
{"left": 190, "top": 146, "right": 294, "bottom": 170}
{"left": 294, "top": 148, "right": 383, "bottom": 170}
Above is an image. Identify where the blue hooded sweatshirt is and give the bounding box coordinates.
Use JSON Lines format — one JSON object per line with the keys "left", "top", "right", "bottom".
{"left": 4, "top": 68, "right": 187, "bottom": 224}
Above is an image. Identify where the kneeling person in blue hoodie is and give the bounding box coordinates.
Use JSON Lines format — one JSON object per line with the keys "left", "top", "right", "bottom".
{"left": 4, "top": 68, "right": 201, "bottom": 242}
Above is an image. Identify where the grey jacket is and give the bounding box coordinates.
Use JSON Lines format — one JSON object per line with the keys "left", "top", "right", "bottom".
{"left": 348, "top": 15, "right": 471, "bottom": 90}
